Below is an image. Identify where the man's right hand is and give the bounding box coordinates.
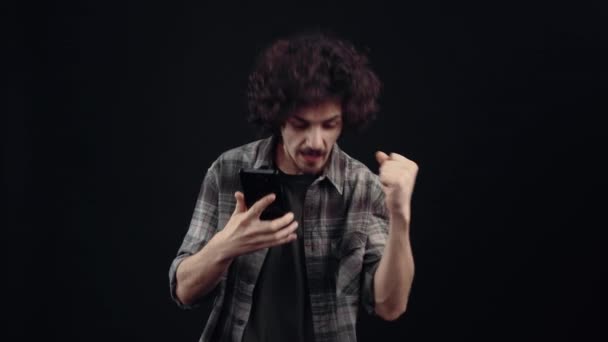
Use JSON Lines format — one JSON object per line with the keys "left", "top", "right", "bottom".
{"left": 213, "top": 191, "right": 298, "bottom": 260}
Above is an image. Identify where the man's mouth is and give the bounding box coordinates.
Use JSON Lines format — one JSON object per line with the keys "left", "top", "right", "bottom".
{"left": 300, "top": 150, "right": 324, "bottom": 163}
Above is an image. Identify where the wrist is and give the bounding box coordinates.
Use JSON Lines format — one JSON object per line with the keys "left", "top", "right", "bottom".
{"left": 207, "top": 231, "right": 235, "bottom": 265}
{"left": 389, "top": 201, "right": 410, "bottom": 219}
{"left": 389, "top": 209, "right": 411, "bottom": 231}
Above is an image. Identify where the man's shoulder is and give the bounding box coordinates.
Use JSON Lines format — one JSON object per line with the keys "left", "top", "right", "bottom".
{"left": 209, "top": 137, "right": 271, "bottom": 171}
{"left": 337, "top": 147, "right": 378, "bottom": 181}
{"left": 336, "top": 149, "right": 385, "bottom": 208}
{"left": 219, "top": 139, "right": 265, "bottom": 160}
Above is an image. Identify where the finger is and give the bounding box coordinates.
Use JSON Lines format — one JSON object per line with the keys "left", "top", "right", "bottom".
{"left": 266, "top": 222, "right": 298, "bottom": 247}
{"left": 247, "top": 193, "right": 276, "bottom": 219}
{"left": 376, "top": 151, "right": 389, "bottom": 165}
{"left": 267, "top": 212, "right": 295, "bottom": 232}
{"left": 389, "top": 152, "right": 409, "bottom": 162}
{"left": 272, "top": 233, "right": 298, "bottom": 247}
{"left": 271, "top": 220, "right": 299, "bottom": 241}
{"left": 250, "top": 221, "right": 298, "bottom": 249}
{"left": 256, "top": 234, "right": 298, "bottom": 251}
{"left": 379, "top": 173, "right": 391, "bottom": 187}
{"left": 233, "top": 191, "right": 247, "bottom": 214}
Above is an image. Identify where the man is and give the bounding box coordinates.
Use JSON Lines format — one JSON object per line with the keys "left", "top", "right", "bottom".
{"left": 169, "top": 31, "right": 418, "bottom": 342}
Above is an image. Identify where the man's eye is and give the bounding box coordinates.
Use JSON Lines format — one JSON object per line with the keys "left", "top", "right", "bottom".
{"left": 324, "top": 121, "right": 340, "bottom": 129}
{"left": 292, "top": 123, "right": 307, "bottom": 129}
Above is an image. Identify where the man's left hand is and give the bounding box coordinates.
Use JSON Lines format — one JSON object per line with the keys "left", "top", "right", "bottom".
{"left": 375, "top": 151, "right": 419, "bottom": 222}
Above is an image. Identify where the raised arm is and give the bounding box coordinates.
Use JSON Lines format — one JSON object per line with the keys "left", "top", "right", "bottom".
{"left": 372, "top": 151, "right": 418, "bottom": 321}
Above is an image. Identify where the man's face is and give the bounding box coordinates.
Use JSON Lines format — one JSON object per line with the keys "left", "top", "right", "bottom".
{"left": 276, "top": 100, "right": 343, "bottom": 175}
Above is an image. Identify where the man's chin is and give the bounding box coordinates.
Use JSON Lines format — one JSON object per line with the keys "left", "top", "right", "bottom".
{"left": 297, "top": 161, "right": 324, "bottom": 175}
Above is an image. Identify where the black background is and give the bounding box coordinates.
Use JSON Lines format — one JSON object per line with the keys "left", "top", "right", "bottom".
{"left": 6, "top": 1, "right": 607, "bottom": 341}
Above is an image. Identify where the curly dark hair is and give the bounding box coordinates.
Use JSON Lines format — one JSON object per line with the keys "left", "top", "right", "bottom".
{"left": 246, "top": 31, "right": 382, "bottom": 135}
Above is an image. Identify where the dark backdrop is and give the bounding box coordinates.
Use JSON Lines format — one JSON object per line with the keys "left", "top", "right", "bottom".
{"left": 6, "top": 1, "right": 607, "bottom": 341}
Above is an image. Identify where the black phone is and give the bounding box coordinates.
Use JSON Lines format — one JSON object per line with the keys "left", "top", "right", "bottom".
{"left": 239, "top": 168, "right": 288, "bottom": 220}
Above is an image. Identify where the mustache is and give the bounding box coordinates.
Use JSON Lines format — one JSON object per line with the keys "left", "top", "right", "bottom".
{"left": 300, "top": 148, "right": 324, "bottom": 156}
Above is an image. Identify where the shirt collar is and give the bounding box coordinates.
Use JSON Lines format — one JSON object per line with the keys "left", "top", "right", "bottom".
{"left": 253, "top": 135, "right": 345, "bottom": 195}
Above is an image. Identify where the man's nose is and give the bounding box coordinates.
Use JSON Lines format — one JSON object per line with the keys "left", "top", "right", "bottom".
{"left": 306, "top": 127, "right": 323, "bottom": 149}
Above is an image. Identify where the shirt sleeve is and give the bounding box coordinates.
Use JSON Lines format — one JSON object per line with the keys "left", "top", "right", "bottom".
{"left": 360, "top": 178, "right": 390, "bottom": 315}
{"left": 168, "top": 162, "right": 221, "bottom": 309}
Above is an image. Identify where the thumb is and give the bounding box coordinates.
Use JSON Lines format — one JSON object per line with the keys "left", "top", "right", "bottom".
{"left": 233, "top": 191, "right": 247, "bottom": 214}
{"left": 375, "top": 151, "right": 389, "bottom": 165}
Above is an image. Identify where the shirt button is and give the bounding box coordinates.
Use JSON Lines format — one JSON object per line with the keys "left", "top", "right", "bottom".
{"left": 236, "top": 319, "right": 246, "bottom": 326}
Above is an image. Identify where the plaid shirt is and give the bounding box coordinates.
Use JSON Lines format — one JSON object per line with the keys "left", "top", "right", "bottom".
{"left": 169, "top": 136, "right": 389, "bottom": 342}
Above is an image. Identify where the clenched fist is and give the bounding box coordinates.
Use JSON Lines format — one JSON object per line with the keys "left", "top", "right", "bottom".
{"left": 375, "top": 151, "right": 419, "bottom": 222}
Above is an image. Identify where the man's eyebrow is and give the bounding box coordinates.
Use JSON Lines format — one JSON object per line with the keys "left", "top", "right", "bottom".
{"left": 323, "top": 114, "right": 342, "bottom": 122}
{"left": 290, "top": 116, "right": 309, "bottom": 123}
{"left": 290, "top": 114, "right": 342, "bottom": 123}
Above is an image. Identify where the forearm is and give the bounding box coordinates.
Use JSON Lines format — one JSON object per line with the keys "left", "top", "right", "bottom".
{"left": 175, "top": 232, "right": 233, "bottom": 306}
{"left": 373, "top": 212, "right": 415, "bottom": 321}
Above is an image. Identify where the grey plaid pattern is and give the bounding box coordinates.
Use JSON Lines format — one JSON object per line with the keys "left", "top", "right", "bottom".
{"left": 169, "top": 136, "right": 389, "bottom": 342}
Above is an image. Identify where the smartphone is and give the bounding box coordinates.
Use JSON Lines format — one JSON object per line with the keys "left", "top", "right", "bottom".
{"left": 239, "top": 168, "right": 288, "bottom": 220}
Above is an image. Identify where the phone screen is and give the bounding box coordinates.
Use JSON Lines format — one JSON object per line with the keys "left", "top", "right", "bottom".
{"left": 239, "top": 168, "right": 288, "bottom": 220}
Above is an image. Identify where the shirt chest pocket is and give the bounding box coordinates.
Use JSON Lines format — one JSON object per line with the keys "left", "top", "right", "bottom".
{"left": 330, "top": 231, "right": 367, "bottom": 296}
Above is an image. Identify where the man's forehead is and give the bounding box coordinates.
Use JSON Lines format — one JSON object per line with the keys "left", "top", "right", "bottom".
{"left": 289, "top": 100, "right": 342, "bottom": 121}
{"left": 290, "top": 113, "right": 342, "bottom": 122}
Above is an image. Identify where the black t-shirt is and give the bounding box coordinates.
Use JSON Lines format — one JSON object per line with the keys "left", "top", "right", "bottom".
{"left": 242, "top": 172, "right": 316, "bottom": 342}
